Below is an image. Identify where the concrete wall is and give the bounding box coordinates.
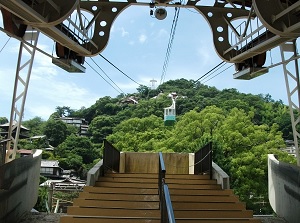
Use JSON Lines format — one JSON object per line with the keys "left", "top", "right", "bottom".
{"left": 268, "top": 154, "right": 300, "bottom": 223}
{"left": 122, "top": 152, "right": 189, "bottom": 174}
{"left": 188, "top": 153, "right": 229, "bottom": 189}
{"left": 212, "top": 161, "right": 230, "bottom": 189}
{"left": 86, "top": 159, "right": 103, "bottom": 186}
{"left": 0, "top": 150, "right": 42, "bottom": 223}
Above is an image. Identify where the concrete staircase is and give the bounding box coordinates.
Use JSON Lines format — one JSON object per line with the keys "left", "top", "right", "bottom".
{"left": 165, "top": 174, "right": 260, "bottom": 223}
{"left": 60, "top": 173, "right": 261, "bottom": 223}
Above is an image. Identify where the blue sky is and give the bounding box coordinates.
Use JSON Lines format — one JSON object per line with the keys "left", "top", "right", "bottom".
{"left": 0, "top": 5, "right": 293, "bottom": 121}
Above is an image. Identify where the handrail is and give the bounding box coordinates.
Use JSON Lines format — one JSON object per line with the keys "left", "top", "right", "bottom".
{"left": 158, "top": 152, "right": 176, "bottom": 223}
{"left": 162, "top": 184, "right": 176, "bottom": 223}
{"left": 103, "top": 139, "right": 120, "bottom": 173}
{"left": 194, "top": 142, "right": 212, "bottom": 179}
{"left": 159, "top": 152, "right": 166, "bottom": 199}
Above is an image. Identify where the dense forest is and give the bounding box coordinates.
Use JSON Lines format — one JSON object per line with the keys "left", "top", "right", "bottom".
{"left": 0, "top": 78, "right": 297, "bottom": 214}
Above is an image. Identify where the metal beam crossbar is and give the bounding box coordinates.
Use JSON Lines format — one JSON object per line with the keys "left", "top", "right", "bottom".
{"left": 5, "top": 28, "right": 40, "bottom": 163}
{"left": 280, "top": 40, "right": 300, "bottom": 166}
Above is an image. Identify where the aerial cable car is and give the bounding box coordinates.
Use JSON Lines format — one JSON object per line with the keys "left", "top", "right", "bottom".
{"left": 164, "top": 92, "right": 177, "bottom": 126}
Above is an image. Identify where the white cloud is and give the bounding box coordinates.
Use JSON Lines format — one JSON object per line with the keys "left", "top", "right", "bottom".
{"left": 31, "top": 65, "right": 58, "bottom": 80}
{"left": 24, "top": 78, "right": 99, "bottom": 119}
{"left": 139, "top": 34, "right": 147, "bottom": 43}
{"left": 196, "top": 42, "right": 219, "bottom": 67}
{"left": 117, "top": 81, "right": 139, "bottom": 91}
{"left": 155, "top": 29, "right": 168, "bottom": 39}
{"left": 39, "top": 81, "right": 97, "bottom": 106}
{"left": 25, "top": 105, "right": 55, "bottom": 121}
{"left": 121, "top": 27, "right": 129, "bottom": 37}
{"left": 7, "top": 41, "right": 22, "bottom": 54}
{"left": 30, "top": 54, "right": 58, "bottom": 81}
{"left": 0, "top": 68, "right": 15, "bottom": 100}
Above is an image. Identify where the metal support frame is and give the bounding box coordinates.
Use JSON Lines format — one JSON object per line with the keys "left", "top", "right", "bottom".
{"left": 280, "top": 40, "right": 300, "bottom": 166}
{"left": 0, "top": 1, "right": 300, "bottom": 164}
{"left": 5, "top": 28, "right": 40, "bottom": 163}
{"left": 1, "top": 0, "right": 299, "bottom": 61}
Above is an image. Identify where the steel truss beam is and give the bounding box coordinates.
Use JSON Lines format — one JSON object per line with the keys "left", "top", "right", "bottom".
{"left": 1, "top": 1, "right": 299, "bottom": 62}
{"left": 5, "top": 28, "right": 40, "bottom": 163}
{"left": 280, "top": 40, "right": 300, "bottom": 166}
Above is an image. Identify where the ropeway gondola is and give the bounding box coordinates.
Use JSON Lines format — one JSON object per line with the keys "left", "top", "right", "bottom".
{"left": 164, "top": 92, "right": 177, "bottom": 126}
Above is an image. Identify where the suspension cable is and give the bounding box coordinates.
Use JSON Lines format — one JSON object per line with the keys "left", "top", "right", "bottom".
{"left": 160, "top": 7, "right": 181, "bottom": 85}
{"left": 0, "top": 37, "right": 11, "bottom": 53}
{"left": 85, "top": 60, "right": 123, "bottom": 94}
{"left": 194, "top": 61, "right": 225, "bottom": 83}
{"left": 99, "top": 54, "right": 142, "bottom": 86}
{"left": 90, "top": 57, "right": 125, "bottom": 94}
{"left": 199, "top": 62, "right": 228, "bottom": 82}
{"left": 202, "top": 64, "right": 234, "bottom": 84}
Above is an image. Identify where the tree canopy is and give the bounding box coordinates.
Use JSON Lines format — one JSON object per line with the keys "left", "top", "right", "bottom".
{"left": 13, "top": 78, "right": 296, "bottom": 214}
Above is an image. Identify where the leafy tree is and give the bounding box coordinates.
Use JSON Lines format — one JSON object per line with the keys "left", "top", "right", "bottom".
{"left": 130, "top": 100, "right": 161, "bottom": 119}
{"left": 220, "top": 99, "right": 249, "bottom": 112}
{"left": 107, "top": 115, "right": 170, "bottom": 152}
{"left": 93, "top": 97, "right": 120, "bottom": 116}
{"left": 56, "top": 106, "right": 75, "bottom": 117}
{"left": 159, "top": 78, "right": 195, "bottom": 96}
{"left": 0, "top": 117, "right": 8, "bottom": 124}
{"left": 212, "top": 107, "right": 295, "bottom": 214}
{"left": 58, "top": 154, "right": 83, "bottom": 171}
{"left": 34, "top": 176, "right": 48, "bottom": 212}
{"left": 41, "top": 150, "right": 55, "bottom": 160}
{"left": 43, "top": 119, "right": 68, "bottom": 147}
{"left": 137, "top": 85, "right": 150, "bottom": 99}
{"left": 18, "top": 137, "right": 49, "bottom": 150}
{"left": 22, "top": 116, "right": 45, "bottom": 136}
{"left": 88, "top": 115, "right": 115, "bottom": 143}
{"left": 48, "top": 112, "right": 60, "bottom": 120}
{"left": 17, "top": 117, "right": 48, "bottom": 150}
{"left": 71, "top": 106, "right": 86, "bottom": 118}
{"left": 169, "top": 106, "right": 225, "bottom": 153}
{"left": 66, "top": 124, "right": 79, "bottom": 136}
{"left": 55, "top": 134, "right": 97, "bottom": 164}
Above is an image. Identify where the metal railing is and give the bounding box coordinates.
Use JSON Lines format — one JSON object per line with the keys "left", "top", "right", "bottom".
{"left": 103, "top": 139, "right": 120, "bottom": 173}
{"left": 158, "top": 152, "right": 176, "bottom": 223}
{"left": 194, "top": 142, "right": 212, "bottom": 179}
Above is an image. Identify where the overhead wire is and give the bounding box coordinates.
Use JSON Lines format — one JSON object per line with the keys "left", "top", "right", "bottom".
{"left": 194, "top": 61, "right": 225, "bottom": 83}
{"left": 0, "top": 23, "right": 232, "bottom": 90}
{"left": 185, "top": 8, "right": 199, "bottom": 14}
{"left": 202, "top": 64, "right": 234, "bottom": 84}
{"left": 90, "top": 57, "right": 125, "bottom": 94}
{"left": 0, "top": 37, "right": 11, "bottom": 54}
{"left": 200, "top": 62, "right": 228, "bottom": 82}
{"left": 183, "top": 7, "right": 234, "bottom": 85}
{"left": 160, "top": 6, "right": 181, "bottom": 85}
{"left": 85, "top": 60, "right": 123, "bottom": 94}
{"left": 99, "top": 54, "right": 142, "bottom": 86}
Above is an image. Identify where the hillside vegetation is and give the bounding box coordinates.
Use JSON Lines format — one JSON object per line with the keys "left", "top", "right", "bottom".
{"left": 2, "top": 78, "right": 296, "bottom": 214}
